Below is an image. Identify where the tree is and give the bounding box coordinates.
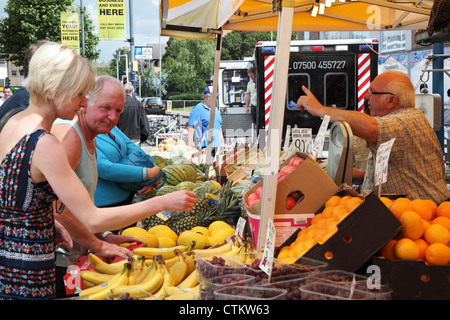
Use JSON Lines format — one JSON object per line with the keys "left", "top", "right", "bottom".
{"left": 162, "top": 38, "right": 215, "bottom": 96}
{"left": 0, "top": 0, "right": 99, "bottom": 67}
{"left": 221, "top": 31, "right": 298, "bottom": 60}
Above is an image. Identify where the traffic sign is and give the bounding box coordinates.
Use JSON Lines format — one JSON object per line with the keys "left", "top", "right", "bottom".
{"left": 135, "top": 46, "right": 152, "bottom": 60}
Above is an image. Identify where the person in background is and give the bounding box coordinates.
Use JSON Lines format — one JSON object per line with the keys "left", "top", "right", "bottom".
{"left": 0, "top": 86, "right": 13, "bottom": 107}
{"left": 51, "top": 75, "right": 155, "bottom": 298}
{"left": 117, "top": 82, "right": 150, "bottom": 145}
{"left": 245, "top": 66, "right": 258, "bottom": 139}
{"left": 187, "top": 86, "right": 224, "bottom": 157}
{"left": 94, "top": 125, "right": 163, "bottom": 209}
{"left": 0, "top": 41, "right": 196, "bottom": 300}
{"left": 297, "top": 70, "right": 449, "bottom": 204}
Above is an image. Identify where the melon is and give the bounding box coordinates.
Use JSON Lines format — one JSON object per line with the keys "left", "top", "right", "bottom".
{"left": 176, "top": 181, "right": 197, "bottom": 191}
{"left": 155, "top": 185, "right": 179, "bottom": 196}
{"left": 162, "top": 165, "right": 188, "bottom": 185}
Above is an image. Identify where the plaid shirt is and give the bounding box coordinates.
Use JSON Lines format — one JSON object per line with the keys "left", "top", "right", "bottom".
{"left": 361, "top": 107, "right": 449, "bottom": 204}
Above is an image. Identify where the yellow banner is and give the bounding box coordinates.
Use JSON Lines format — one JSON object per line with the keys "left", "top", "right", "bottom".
{"left": 98, "top": 0, "right": 126, "bottom": 40}
{"left": 61, "top": 12, "right": 80, "bottom": 54}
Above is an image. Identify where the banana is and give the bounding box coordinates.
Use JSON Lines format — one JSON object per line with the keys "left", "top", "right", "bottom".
{"left": 79, "top": 263, "right": 130, "bottom": 299}
{"left": 134, "top": 245, "right": 187, "bottom": 260}
{"left": 111, "top": 261, "right": 165, "bottom": 297}
{"left": 88, "top": 253, "right": 106, "bottom": 267}
{"left": 182, "top": 251, "right": 196, "bottom": 275}
{"left": 223, "top": 243, "right": 245, "bottom": 257}
{"left": 159, "top": 254, "right": 179, "bottom": 269}
{"left": 177, "top": 268, "right": 198, "bottom": 289}
{"left": 87, "top": 265, "right": 131, "bottom": 300}
{"left": 82, "top": 279, "right": 97, "bottom": 288}
{"left": 169, "top": 249, "right": 189, "bottom": 286}
{"left": 94, "top": 259, "right": 128, "bottom": 275}
{"left": 127, "top": 256, "right": 145, "bottom": 285}
{"left": 191, "top": 241, "right": 233, "bottom": 257}
{"left": 164, "top": 285, "right": 200, "bottom": 300}
{"left": 136, "top": 257, "right": 157, "bottom": 284}
{"left": 80, "top": 270, "right": 114, "bottom": 285}
{"left": 153, "top": 262, "right": 175, "bottom": 300}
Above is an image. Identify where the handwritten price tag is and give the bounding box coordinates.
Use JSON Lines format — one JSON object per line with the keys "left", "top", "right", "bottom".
{"left": 313, "top": 115, "right": 330, "bottom": 158}
{"left": 292, "top": 127, "right": 313, "bottom": 156}
{"left": 374, "top": 138, "right": 395, "bottom": 186}
{"left": 259, "top": 219, "right": 276, "bottom": 277}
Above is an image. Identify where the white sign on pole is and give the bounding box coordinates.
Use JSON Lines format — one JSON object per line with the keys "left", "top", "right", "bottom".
{"left": 292, "top": 127, "right": 313, "bottom": 155}
{"left": 135, "top": 46, "right": 153, "bottom": 60}
{"left": 312, "top": 115, "right": 330, "bottom": 158}
{"left": 374, "top": 138, "right": 396, "bottom": 186}
{"left": 259, "top": 219, "right": 276, "bottom": 277}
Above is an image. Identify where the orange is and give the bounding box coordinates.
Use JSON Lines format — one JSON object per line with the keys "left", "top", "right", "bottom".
{"left": 338, "top": 195, "right": 352, "bottom": 206}
{"left": 414, "top": 238, "right": 429, "bottom": 260}
{"left": 424, "top": 243, "right": 450, "bottom": 266}
{"left": 380, "top": 197, "right": 393, "bottom": 208}
{"left": 344, "top": 197, "right": 363, "bottom": 212}
{"left": 277, "top": 247, "right": 293, "bottom": 259}
{"left": 309, "top": 228, "right": 329, "bottom": 243}
{"left": 389, "top": 200, "right": 413, "bottom": 220}
{"left": 399, "top": 211, "right": 425, "bottom": 240}
{"left": 321, "top": 206, "right": 335, "bottom": 219}
{"left": 432, "top": 216, "right": 450, "bottom": 231}
{"left": 379, "top": 239, "right": 397, "bottom": 260}
{"left": 424, "top": 199, "right": 438, "bottom": 219}
{"left": 424, "top": 224, "right": 450, "bottom": 245}
{"left": 410, "top": 199, "right": 434, "bottom": 221}
{"left": 325, "top": 195, "right": 341, "bottom": 208}
{"left": 320, "top": 225, "right": 338, "bottom": 244}
{"left": 394, "top": 197, "right": 411, "bottom": 204}
{"left": 310, "top": 213, "right": 324, "bottom": 225}
{"left": 332, "top": 205, "right": 349, "bottom": 220}
{"left": 436, "top": 201, "right": 450, "bottom": 219}
{"left": 394, "top": 238, "right": 420, "bottom": 260}
{"left": 423, "top": 219, "right": 431, "bottom": 232}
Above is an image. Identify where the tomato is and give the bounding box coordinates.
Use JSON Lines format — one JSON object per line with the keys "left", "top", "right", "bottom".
{"left": 255, "top": 186, "right": 263, "bottom": 199}
{"left": 289, "top": 157, "right": 305, "bottom": 167}
{"left": 280, "top": 165, "right": 296, "bottom": 176}
{"left": 277, "top": 172, "right": 286, "bottom": 183}
{"left": 285, "top": 196, "right": 296, "bottom": 210}
{"left": 247, "top": 193, "right": 259, "bottom": 207}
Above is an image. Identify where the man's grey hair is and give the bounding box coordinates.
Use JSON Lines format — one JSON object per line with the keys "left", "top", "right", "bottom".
{"left": 87, "top": 75, "right": 125, "bottom": 106}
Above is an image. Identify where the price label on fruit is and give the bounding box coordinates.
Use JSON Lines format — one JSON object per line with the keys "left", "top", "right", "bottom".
{"left": 312, "top": 115, "right": 330, "bottom": 158}
{"left": 235, "top": 217, "right": 246, "bottom": 238}
{"left": 259, "top": 219, "right": 276, "bottom": 277}
{"left": 292, "top": 127, "right": 313, "bottom": 156}
{"left": 374, "top": 138, "right": 396, "bottom": 186}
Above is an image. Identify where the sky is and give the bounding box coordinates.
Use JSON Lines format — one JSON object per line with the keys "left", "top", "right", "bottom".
{"left": 0, "top": 0, "right": 168, "bottom": 63}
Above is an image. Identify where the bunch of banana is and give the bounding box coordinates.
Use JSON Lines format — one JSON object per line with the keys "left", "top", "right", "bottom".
{"left": 163, "top": 285, "right": 200, "bottom": 300}
{"left": 133, "top": 242, "right": 192, "bottom": 260}
{"left": 189, "top": 235, "right": 253, "bottom": 258}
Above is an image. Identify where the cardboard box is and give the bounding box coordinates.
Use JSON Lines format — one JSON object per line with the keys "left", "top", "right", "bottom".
{"left": 246, "top": 210, "right": 315, "bottom": 248}
{"left": 243, "top": 152, "right": 338, "bottom": 215}
{"left": 242, "top": 152, "right": 338, "bottom": 248}
{"left": 373, "top": 257, "right": 450, "bottom": 300}
{"left": 275, "top": 188, "right": 402, "bottom": 273}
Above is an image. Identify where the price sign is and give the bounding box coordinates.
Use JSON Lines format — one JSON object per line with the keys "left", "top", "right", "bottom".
{"left": 259, "top": 219, "right": 276, "bottom": 277}
{"left": 235, "top": 217, "right": 246, "bottom": 238}
{"left": 374, "top": 138, "right": 395, "bottom": 186}
{"left": 292, "top": 127, "right": 313, "bottom": 155}
{"left": 312, "top": 115, "right": 330, "bottom": 158}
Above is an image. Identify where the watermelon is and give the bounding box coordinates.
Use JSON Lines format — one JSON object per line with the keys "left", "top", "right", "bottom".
{"left": 155, "top": 185, "right": 179, "bottom": 196}
{"left": 179, "top": 164, "right": 197, "bottom": 182}
{"left": 203, "top": 180, "right": 221, "bottom": 192}
{"left": 162, "top": 165, "right": 188, "bottom": 185}
{"left": 151, "top": 155, "right": 167, "bottom": 168}
{"left": 176, "top": 181, "right": 197, "bottom": 191}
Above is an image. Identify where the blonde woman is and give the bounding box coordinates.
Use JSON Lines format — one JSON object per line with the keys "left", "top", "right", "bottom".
{"left": 0, "top": 42, "right": 196, "bottom": 300}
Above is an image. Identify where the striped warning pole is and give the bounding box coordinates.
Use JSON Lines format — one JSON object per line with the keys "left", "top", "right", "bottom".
{"left": 264, "top": 55, "right": 275, "bottom": 142}
{"left": 357, "top": 53, "right": 371, "bottom": 112}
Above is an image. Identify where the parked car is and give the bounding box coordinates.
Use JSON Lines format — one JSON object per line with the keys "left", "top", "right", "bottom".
{"left": 144, "top": 97, "right": 165, "bottom": 115}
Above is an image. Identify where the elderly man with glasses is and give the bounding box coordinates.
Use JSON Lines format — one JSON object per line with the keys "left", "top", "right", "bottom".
{"left": 297, "top": 70, "right": 449, "bottom": 204}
